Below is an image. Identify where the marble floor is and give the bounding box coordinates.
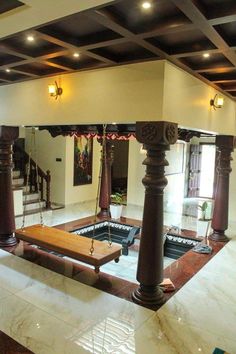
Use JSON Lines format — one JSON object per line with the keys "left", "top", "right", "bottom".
{"left": 0, "top": 201, "right": 232, "bottom": 353}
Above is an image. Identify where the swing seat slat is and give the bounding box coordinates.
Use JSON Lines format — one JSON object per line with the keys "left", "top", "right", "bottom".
{"left": 15, "top": 224, "right": 122, "bottom": 269}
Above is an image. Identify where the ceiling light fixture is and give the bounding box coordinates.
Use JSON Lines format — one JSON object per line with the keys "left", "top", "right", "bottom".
{"left": 142, "top": 2, "right": 151, "bottom": 10}
{"left": 73, "top": 53, "right": 80, "bottom": 58}
{"left": 48, "top": 81, "right": 63, "bottom": 100}
{"left": 5, "top": 68, "right": 11, "bottom": 73}
{"left": 27, "top": 35, "right": 34, "bottom": 42}
{"left": 210, "top": 94, "right": 224, "bottom": 110}
{"left": 203, "top": 53, "right": 210, "bottom": 58}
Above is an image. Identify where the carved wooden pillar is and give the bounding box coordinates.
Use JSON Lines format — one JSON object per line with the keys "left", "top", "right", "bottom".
{"left": 132, "top": 121, "right": 178, "bottom": 306}
{"left": 209, "top": 135, "right": 235, "bottom": 242}
{"left": 0, "top": 126, "right": 19, "bottom": 247}
{"left": 97, "top": 140, "right": 114, "bottom": 218}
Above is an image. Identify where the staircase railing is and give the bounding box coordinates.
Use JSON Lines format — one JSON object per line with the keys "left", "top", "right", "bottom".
{"left": 13, "top": 144, "right": 51, "bottom": 209}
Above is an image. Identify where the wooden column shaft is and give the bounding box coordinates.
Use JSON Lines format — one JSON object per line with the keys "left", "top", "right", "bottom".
{"left": 132, "top": 121, "right": 178, "bottom": 307}
{"left": 0, "top": 126, "right": 19, "bottom": 247}
{"left": 210, "top": 135, "right": 235, "bottom": 242}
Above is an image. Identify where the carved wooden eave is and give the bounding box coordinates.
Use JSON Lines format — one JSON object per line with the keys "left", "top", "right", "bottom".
{"left": 39, "top": 124, "right": 136, "bottom": 139}
{"left": 39, "top": 125, "right": 215, "bottom": 142}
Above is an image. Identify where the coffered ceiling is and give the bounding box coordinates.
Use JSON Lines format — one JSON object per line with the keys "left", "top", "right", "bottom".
{"left": 1, "top": 0, "right": 236, "bottom": 100}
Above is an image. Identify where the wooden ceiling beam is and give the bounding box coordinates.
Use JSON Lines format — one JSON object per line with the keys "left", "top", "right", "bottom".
{"left": 212, "top": 79, "right": 236, "bottom": 84}
{"left": 196, "top": 66, "right": 234, "bottom": 73}
{"left": 139, "top": 23, "right": 196, "bottom": 39}
{"left": 0, "top": 46, "right": 32, "bottom": 60}
{"left": 41, "top": 60, "right": 71, "bottom": 72}
{"left": 209, "top": 14, "right": 236, "bottom": 26}
{"left": 8, "top": 69, "right": 39, "bottom": 78}
{"left": 224, "top": 88, "right": 236, "bottom": 92}
{"left": 172, "top": 48, "right": 221, "bottom": 59}
{"left": 0, "top": 78, "right": 12, "bottom": 83}
{"left": 171, "top": 0, "right": 236, "bottom": 67}
{"left": 86, "top": 10, "right": 165, "bottom": 58}
{"left": 33, "top": 30, "right": 116, "bottom": 65}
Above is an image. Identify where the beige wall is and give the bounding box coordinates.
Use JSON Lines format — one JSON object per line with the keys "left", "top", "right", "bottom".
{"left": 1, "top": 60, "right": 235, "bottom": 136}
{"left": 163, "top": 62, "right": 236, "bottom": 135}
{"left": 0, "top": 61, "right": 165, "bottom": 126}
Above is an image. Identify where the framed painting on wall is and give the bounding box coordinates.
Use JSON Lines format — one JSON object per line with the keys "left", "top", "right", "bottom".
{"left": 74, "top": 136, "right": 93, "bottom": 186}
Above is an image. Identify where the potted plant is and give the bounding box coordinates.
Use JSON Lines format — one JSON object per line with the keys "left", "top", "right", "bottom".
{"left": 197, "top": 201, "right": 211, "bottom": 237}
{"left": 110, "top": 192, "right": 123, "bottom": 219}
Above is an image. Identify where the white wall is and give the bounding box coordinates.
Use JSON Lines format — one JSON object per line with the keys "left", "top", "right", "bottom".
{"left": 24, "top": 130, "right": 101, "bottom": 205}
{"left": 64, "top": 137, "right": 100, "bottom": 205}
{"left": 127, "top": 139, "right": 186, "bottom": 212}
{"left": 127, "top": 139, "right": 145, "bottom": 206}
{"left": 229, "top": 150, "right": 236, "bottom": 223}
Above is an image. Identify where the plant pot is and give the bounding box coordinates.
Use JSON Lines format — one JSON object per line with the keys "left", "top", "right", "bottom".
{"left": 197, "top": 219, "right": 211, "bottom": 237}
{"left": 110, "top": 204, "right": 123, "bottom": 219}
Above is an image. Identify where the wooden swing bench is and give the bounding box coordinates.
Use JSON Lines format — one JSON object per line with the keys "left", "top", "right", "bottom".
{"left": 15, "top": 224, "right": 122, "bottom": 273}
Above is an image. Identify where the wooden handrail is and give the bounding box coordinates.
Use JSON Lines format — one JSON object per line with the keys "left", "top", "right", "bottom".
{"left": 13, "top": 143, "right": 51, "bottom": 209}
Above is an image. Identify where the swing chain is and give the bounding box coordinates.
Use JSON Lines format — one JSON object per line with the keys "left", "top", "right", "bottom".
{"left": 89, "top": 239, "right": 95, "bottom": 256}
{"left": 89, "top": 124, "right": 113, "bottom": 255}
{"left": 33, "top": 130, "right": 44, "bottom": 226}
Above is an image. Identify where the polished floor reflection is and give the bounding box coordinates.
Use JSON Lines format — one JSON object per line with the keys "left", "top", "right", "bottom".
{"left": 0, "top": 201, "right": 234, "bottom": 353}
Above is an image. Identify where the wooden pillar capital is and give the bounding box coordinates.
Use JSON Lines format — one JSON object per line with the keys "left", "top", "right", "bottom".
{"left": 136, "top": 121, "right": 178, "bottom": 147}
{"left": 210, "top": 135, "right": 235, "bottom": 242}
{"left": 132, "top": 121, "right": 178, "bottom": 307}
{"left": 0, "top": 126, "right": 19, "bottom": 142}
{"left": 0, "top": 126, "right": 19, "bottom": 247}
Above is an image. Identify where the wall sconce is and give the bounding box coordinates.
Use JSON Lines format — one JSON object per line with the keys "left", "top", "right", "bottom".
{"left": 48, "top": 81, "right": 63, "bottom": 99}
{"left": 210, "top": 94, "right": 224, "bottom": 110}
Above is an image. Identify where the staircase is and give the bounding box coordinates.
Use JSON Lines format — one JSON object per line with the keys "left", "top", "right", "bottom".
{"left": 12, "top": 139, "right": 51, "bottom": 216}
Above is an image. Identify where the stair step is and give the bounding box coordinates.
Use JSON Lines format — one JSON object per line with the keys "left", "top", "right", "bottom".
{"left": 23, "top": 186, "right": 37, "bottom": 193}
{"left": 12, "top": 178, "right": 24, "bottom": 186}
{"left": 23, "top": 198, "right": 42, "bottom": 205}
{"left": 23, "top": 200, "right": 46, "bottom": 212}
{"left": 13, "top": 170, "right": 21, "bottom": 178}
{"left": 23, "top": 192, "right": 40, "bottom": 201}
{"left": 23, "top": 208, "right": 48, "bottom": 216}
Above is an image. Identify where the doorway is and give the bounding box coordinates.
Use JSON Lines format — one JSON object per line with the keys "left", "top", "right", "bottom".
{"left": 187, "top": 143, "right": 216, "bottom": 199}
{"left": 111, "top": 140, "right": 129, "bottom": 204}
{"left": 199, "top": 144, "right": 216, "bottom": 198}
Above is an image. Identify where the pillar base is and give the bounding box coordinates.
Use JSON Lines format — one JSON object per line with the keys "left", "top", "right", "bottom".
{"left": 97, "top": 208, "right": 110, "bottom": 218}
{"left": 209, "top": 231, "right": 229, "bottom": 242}
{"left": 132, "top": 284, "right": 165, "bottom": 307}
{"left": 0, "top": 234, "right": 17, "bottom": 247}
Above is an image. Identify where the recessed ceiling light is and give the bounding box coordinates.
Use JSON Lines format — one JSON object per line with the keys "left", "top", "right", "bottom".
{"left": 73, "top": 53, "right": 80, "bottom": 58}
{"left": 203, "top": 53, "right": 210, "bottom": 58}
{"left": 142, "top": 1, "right": 151, "bottom": 9}
{"left": 27, "top": 35, "right": 34, "bottom": 42}
{"left": 6, "top": 68, "right": 11, "bottom": 73}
